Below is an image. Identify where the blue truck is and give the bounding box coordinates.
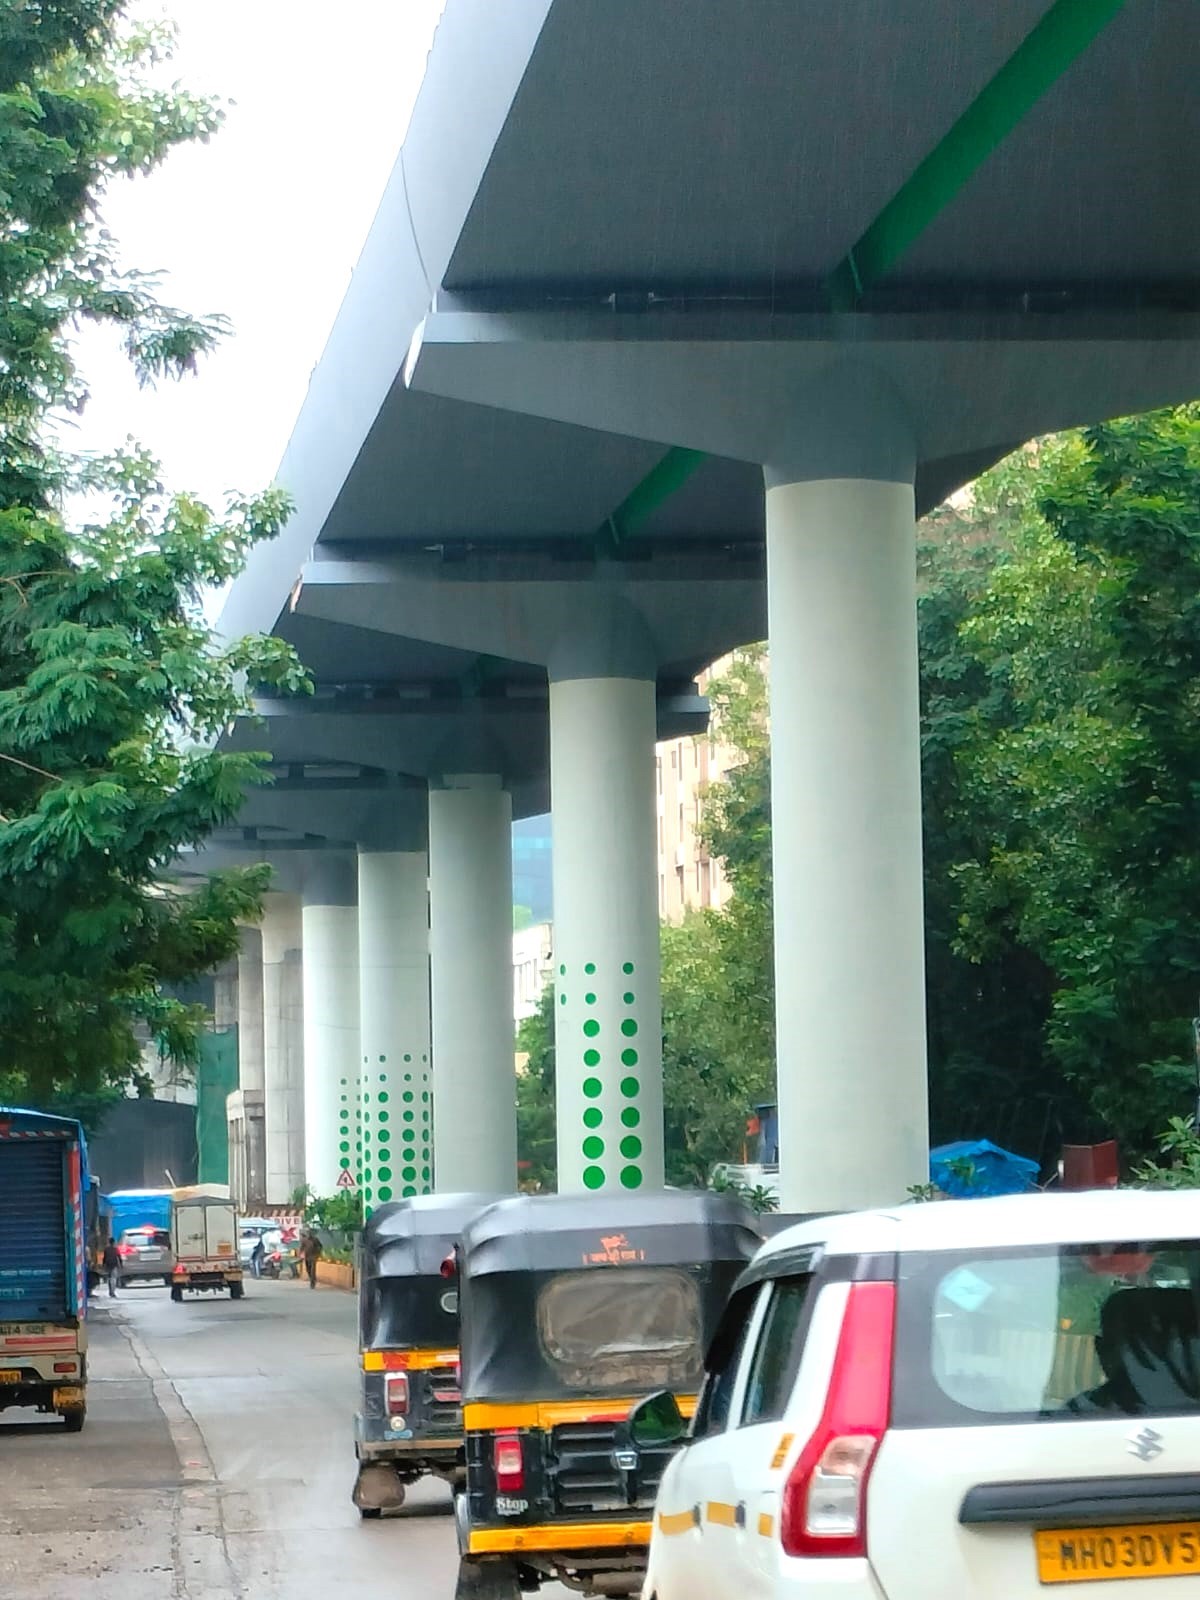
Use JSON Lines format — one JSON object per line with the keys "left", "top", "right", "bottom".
{"left": 100, "top": 1187, "right": 173, "bottom": 1241}
{"left": 0, "top": 1107, "right": 91, "bottom": 1431}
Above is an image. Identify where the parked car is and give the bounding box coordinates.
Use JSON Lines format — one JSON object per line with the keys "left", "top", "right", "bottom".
{"left": 116, "top": 1226, "right": 174, "bottom": 1286}
{"left": 636, "top": 1190, "right": 1200, "bottom": 1600}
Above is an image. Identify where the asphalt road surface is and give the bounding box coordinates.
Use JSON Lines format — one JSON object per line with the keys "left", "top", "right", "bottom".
{"left": 0, "top": 1278, "right": 573, "bottom": 1600}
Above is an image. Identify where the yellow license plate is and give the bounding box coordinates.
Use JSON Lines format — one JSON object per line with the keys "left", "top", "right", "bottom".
{"left": 0, "top": 1369, "right": 21, "bottom": 1383}
{"left": 1036, "top": 1522, "right": 1200, "bottom": 1584}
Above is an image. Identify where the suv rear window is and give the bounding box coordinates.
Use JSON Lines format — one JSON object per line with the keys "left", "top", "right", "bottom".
{"left": 894, "top": 1241, "right": 1200, "bottom": 1426}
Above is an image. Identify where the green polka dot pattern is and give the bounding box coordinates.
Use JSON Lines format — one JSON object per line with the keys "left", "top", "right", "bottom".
{"left": 361, "top": 1043, "right": 431, "bottom": 1216}
{"left": 561, "top": 958, "right": 652, "bottom": 1193}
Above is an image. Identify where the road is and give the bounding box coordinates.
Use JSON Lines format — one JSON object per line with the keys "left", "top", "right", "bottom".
{"left": 0, "top": 1278, "right": 572, "bottom": 1600}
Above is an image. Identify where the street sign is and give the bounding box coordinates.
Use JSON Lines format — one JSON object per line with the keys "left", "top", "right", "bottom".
{"left": 335, "top": 1168, "right": 357, "bottom": 1191}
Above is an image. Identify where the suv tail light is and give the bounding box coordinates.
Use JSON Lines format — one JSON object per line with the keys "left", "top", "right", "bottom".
{"left": 116, "top": 1243, "right": 136, "bottom": 1259}
{"left": 384, "top": 1373, "right": 410, "bottom": 1416}
{"left": 780, "top": 1280, "right": 895, "bottom": 1559}
{"left": 493, "top": 1432, "right": 524, "bottom": 1493}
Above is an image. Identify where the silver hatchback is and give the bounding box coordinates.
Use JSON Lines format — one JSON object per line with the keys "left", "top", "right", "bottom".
{"left": 116, "top": 1226, "right": 175, "bottom": 1286}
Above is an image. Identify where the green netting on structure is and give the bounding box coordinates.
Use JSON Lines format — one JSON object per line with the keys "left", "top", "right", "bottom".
{"left": 195, "top": 1027, "right": 238, "bottom": 1184}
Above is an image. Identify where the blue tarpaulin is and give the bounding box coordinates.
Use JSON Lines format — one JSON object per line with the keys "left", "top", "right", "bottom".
{"left": 929, "top": 1139, "right": 1039, "bottom": 1198}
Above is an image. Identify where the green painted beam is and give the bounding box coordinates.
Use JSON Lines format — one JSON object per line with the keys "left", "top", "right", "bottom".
{"left": 827, "top": 0, "right": 1128, "bottom": 309}
{"left": 597, "top": 0, "right": 1127, "bottom": 536}
{"left": 598, "top": 444, "right": 707, "bottom": 549}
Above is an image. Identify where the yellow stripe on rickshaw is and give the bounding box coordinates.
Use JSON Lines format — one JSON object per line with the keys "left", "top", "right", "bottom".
{"left": 463, "top": 1395, "right": 697, "bottom": 1431}
{"left": 362, "top": 1348, "right": 458, "bottom": 1372}
{"left": 469, "top": 1520, "right": 653, "bottom": 1555}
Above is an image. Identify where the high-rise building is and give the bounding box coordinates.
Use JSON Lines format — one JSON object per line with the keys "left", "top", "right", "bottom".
{"left": 655, "top": 657, "right": 739, "bottom": 924}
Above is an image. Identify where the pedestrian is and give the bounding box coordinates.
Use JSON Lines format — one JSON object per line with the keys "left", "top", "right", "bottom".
{"left": 301, "top": 1229, "right": 322, "bottom": 1289}
{"left": 101, "top": 1239, "right": 121, "bottom": 1298}
{"left": 251, "top": 1235, "right": 265, "bottom": 1279}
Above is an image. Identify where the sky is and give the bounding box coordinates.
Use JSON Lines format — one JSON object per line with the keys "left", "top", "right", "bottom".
{"left": 67, "top": 0, "right": 445, "bottom": 510}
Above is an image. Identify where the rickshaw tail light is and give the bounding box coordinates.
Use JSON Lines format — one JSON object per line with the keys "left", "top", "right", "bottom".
{"left": 493, "top": 1433, "right": 525, "bottom": 1492}
{"left": 384, "top": 1373, "right": 410, "bottom": 1415}
{"left": 780, "top": 1280, "right": 895, "bottom": 1560}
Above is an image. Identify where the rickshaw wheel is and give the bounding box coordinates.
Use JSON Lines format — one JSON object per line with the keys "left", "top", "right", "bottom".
{"left": 359, "top": 1508, "right": 382, "bottom": 1520}
{"left": 454, "top": 1558, "right": 521, "bottom": 1599}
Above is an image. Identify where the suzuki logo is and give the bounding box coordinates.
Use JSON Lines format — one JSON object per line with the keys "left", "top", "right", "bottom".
{"left": 1127, "top": 1426, "right": 1164, "bottom": 1463}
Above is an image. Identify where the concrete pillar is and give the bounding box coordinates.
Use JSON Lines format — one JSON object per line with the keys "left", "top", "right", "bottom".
{"left": 235, "top": 927, "right": 266, "bottom": 1206}
{"left": 428, "top": 776, "right": 516, "bottom": 1192}
{"left": 212, "top": 958, "right": 238, "bottom": 1031}
{"left": 358, "top": 848, "right": 431, "bottom": 1214}
{"left": 549, "top": 675, "right": 662, "bottom": 1193}
{"left": 261, "top": 896, "right": 305, "bottom": 1204}
{"left": 237, "top": 928, "right": 265, "bottom": 1095}
{"left": 302, "top": 855, "right": 360, "bottom": 1198}
{"left": 765, "top": 449, "right": 928, "bottom": 1210}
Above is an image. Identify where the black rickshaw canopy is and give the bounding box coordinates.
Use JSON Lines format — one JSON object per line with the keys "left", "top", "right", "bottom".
{"left": 458, "top": 1191, "right": 762, "bottom": 1402}
{"left": 459, "top": 1190, "right": 763, "bottom": 1277}
{"left": 359, "top": 1192, "right": 501, "bottom": 1351}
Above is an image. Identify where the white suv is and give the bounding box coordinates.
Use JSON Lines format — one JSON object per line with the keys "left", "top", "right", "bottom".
{"left": 637, "top": 1190, "right": 1200, "bottom": 1599}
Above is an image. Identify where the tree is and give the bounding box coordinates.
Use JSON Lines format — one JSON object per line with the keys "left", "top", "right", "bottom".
{"left": 0, "top": 5, "right": 306, "bottom": 1110}
{"left": 946, "top": 412, "right": 1200, "bottom": 1156}
{"left": 516, "top": 985, "right": 557, "bottom": 1189}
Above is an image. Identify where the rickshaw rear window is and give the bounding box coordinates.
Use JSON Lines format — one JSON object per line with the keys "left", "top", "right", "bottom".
{"left": 536, "top": 1269, "right": 702, "bottom": 1392}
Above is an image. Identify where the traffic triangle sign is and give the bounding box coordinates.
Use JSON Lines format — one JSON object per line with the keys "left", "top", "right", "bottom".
{"left": 335, "top": 1168, "right": 357, "bottom": 1190}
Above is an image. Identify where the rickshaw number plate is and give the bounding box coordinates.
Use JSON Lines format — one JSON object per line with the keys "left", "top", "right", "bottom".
{"left": 0, "top": 1370, "right": 22, "bottom": 1383}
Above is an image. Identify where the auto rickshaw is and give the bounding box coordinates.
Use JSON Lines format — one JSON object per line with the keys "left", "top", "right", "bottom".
{"left": 452, "top": 1190, "right": 761, "bottom": 1597}
{"left": 353, "top": 1191, "right": 500, "bottom": 1516}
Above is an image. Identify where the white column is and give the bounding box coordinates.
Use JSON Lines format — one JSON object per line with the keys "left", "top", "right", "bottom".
{"left": 428, "top": 777, "right": 516, "bottom": 1192}
{"left": 261, "top": 896, "right": 305, "bottom": 1204}
{"left": 765, "top": 475, "right": 928, "bottom": 1211}
{"left": 358, "top": 849, "right": 431, "bottom": 1214}
{"left": 302, "top": 860, "right": 360, "bottom": 1198}
{"left": 237, "top": 929, "right": 265, "bottom": 1094}
{"left": 235, "top": 927, "right": 266, "bottom": 1206}
{"left": 549, "top": 676, "right": 662, "bottom": 1194}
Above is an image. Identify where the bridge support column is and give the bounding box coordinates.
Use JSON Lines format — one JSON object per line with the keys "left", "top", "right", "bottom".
{"left": 428, "top": 777, "right": 516, "bottom": 1192}
{"left": 261, "top": 896, "right": 305, "bottom": 1205}
{"left": 358, "top": 847, "right": 431, "bottom": 1214}
{"left": 301, "top": 857, "right": 360, "bottom": 1199}
{"left": 549, "top": 672, "right": 662, "bottom": 1194}
{"left": 765, "top": 461, "right": 928, "bottom": 1212}
{"left": 235, "top": 927, "right": 266, "bottom": 1207}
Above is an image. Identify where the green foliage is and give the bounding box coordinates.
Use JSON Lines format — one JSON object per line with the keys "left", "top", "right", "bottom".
{"left": 708, "top": 1169, "right": 778, "bottom": 1214}
{"left": 1132, "top": 1118, "right": 1200, "bottom": 1191}
{"left": 516, "top": 987, "right": 557, "bottom": 1189}
{"left": 937, "top": 411, "right": 1200, "bottom": 1158}
{"left": 303, "top": 1189, "right": 363, "bottom": 1233}
{"left": 0, "top": 4, "right": 308, "bottom": 1108}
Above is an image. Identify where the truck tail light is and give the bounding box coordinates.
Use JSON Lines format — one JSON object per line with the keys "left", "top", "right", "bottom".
{"left": 780, "top": 1280, "right": 895, "bottom": 1560}
{"left": 384, "top": 1373, "right": 410, "bottom": 1416}
{"left": 53, "top": 1361, "right": 76, "bottom": 1374}
{"left": 493, "top": 1433, "right": 524, "bottom": 1493}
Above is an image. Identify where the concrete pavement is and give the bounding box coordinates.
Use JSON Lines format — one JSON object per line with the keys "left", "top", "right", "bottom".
{"left": 0, "top": 1278, "right": 570, "bottom": 1599}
